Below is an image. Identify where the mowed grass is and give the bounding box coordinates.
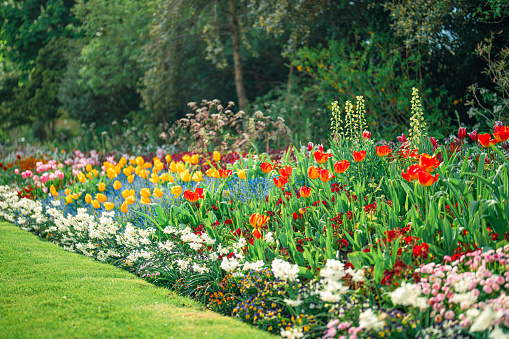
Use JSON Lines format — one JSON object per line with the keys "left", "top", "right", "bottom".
{"left": 0, "top": 222, "right": 275, "bottom": 339}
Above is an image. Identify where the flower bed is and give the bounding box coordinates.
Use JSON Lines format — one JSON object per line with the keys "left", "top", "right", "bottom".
{"left": 2, "top": 108, "right": 509, "bottom": 338}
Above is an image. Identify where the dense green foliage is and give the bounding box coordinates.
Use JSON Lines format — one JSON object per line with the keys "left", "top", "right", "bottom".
{"left": 1, "top": 0, "right": 508, "bottom": 144}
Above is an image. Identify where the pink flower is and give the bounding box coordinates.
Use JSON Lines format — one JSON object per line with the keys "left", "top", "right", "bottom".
{"left": 14, "top": 169, "right": 19, "bottom": 175}
{"left": 308, "top": 142, "right": 314, "bottom": 152}
{"left": 49, "top": 173, "right": 55, "bottom": 182}
{"left": 42, "top": 186, "right": 48, "bottom": 193}
{"left": 64, "top": 158, "right": 74, "bottom": 165}
{"left": 444, "top": 310, "right": 455, "bottom": 320}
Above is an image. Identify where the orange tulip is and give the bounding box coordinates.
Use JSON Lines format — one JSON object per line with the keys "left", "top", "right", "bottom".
{"left": 140, "top": 196, "right": 151, "bottom": 205}
{"left": 273, "top": 175, "right": 288, "bottom": 188}
{"left": 419, "top": 154, "right": 440, "bottom": 173}
{"left": 122, "top": 189, "right": 134, "bottom": 199}
{"left": 159, "top": 173, "right": 170, "bottom": 182}
{"left": 219, "top": 169, "right": 232, "bottom": 178}
{"left": 113, "top": 180, "right": 122, "bottom": 190}
{"left": 308, "top": 166, "right": 320, "bottom": 179}
{"left": 120, "top": 202, "right": 128, "bottom": 213}
{"left": 376, "top": 145, "right": 391, "bottom": 157}
{"left": 127, "top": 174, "right": 135, "bottom": 183}
{"left": 333, "top": 160, "right": 350, "bottom": 174}
{"left": 125, "top": 195, "right": 136, "bottom": 205}
{"left": 478, "top": 133, "right": 498, "bottom": 147}
{"left": 418, "top": 171, "right": 439, "bottom": 186}
{"left": 278, "top": 165, "right": 292, "bottom": 178}
{"left": 91, "top": 199, "right": 101, "bottom": 209}
{"left": 85, "top": 193, "right": 92, "bottom": 204}
{"left": 249, "top": 213, "right": 270, "bottom": 229}
{"left": 352, "top": 150, "right": 366, "bottom": 162}
{"left": 104, "top": 202, "right": 115, "bottom": 210}
{"left": 299, "top": 186, "right": 311, "bottom": 198}
{"left": 95, "top": 193, "right": 107, "bottom": 203}
{"left": 314, "top": 150, "right": 331, "bottom": 164}
{"left": 494, "top": 126, "right": 509, "bottom": 142}
{"left": 153, "top": 187, "right": 164, "bottom": 198}
{"left": 260, "top": 162, "right": 274, "bottom": 173}
{"left": 184, "top": 188, "right": 204, "bottom": 202}
{"left": 98, "top": 182, "right": 106, "bottom": 192}
{"left": 140, "top": 188, "right": 151, "bottom": 198}
{"left": 318, "top": 168, "right": 334, "bottom": 182}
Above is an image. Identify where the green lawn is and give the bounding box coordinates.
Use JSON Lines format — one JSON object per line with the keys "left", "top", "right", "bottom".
{"left": 0, "top": 222, "right": 275, "bottom": 339}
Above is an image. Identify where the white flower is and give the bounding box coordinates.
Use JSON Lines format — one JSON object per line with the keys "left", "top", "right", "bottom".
{"left": 271, "top": 258, "right": 299, "bottom": 282}
{"left": 242, "top": 260, "right": 265, "bottom": 271}
{"left": 359, "top": 309, "right": 384, "bottom": 331}
{"left": 388, "top": 282, "right": 429, "bottom": 310}
{"left": 265, "top": 232, "right": 275, "bottom": 243}
{"left": 220, "top": 257, "right": 239, "bottom": 272}
{"left": 284, "top": 298, "right": 303, "bottom": 307}
{"left": 321, "top": 259, "right": 346, "bottom": 281}
{"left": 470, "top": 307, "right": 503, "bottom": 333}
{"left": 280, "top": 327, "right": 304, "bottom": 339}
{"left": 346, "top": 268, "right": 365, "bottom": 282}
{"left": 189, "top": 242, "right": 202, "bottom": 251}
{"left": 489, "top": 327, "right": 509, "bottom": 339}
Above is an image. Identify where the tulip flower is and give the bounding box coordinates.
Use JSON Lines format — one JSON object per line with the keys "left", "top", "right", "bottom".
{"left": 314, "top": 150, "right": 331, "bottom": 164}
{"left": 273, "top": 175, "right": 288, "bottom": 188}
{"left": 429, "top": 137, "right": 438, "bottom": 147}
{"left": 135, "top": 156, "right": 144, "bottom": 166}
{"left": 478, "top": 133, "right": 498, "bottom": 147}
{"left": 98, "top": 182, "right": 106, "bottom": 192}
{"left": 171, "top": 186, "right": 183, "bottom": 197}
{"left": 86, "top": 164, "right": 93, "bottom": 172}
{"left": 184, "top": 188, "right": 204, "bottom": 202}
{"left": 192, "top": 171, "right": 204, "bottom": 182}
{"left": 125, "top": 195, "right": 136, "bottom": 205}
{"left": 237, "top": 169, "right": 246, "bottom": 179}
{"left": 107, "top": 168, "right": 117, "bottom": 179}
{"left": 260, "top": 162, "right": 274, "bottom": 173}
{"left": 91, "top": 199, "right": 100, "bottom": 209}
{"left": 182, "top": 155, "right": 190, "bottom": 163}
{"left": 334, "top": 160, "right": 350, "bottom": 174}
{"left": 494, "top": 121, "right": 503, "bottom": 133}
{"left": 397, "top": 133, "right": 407, "bottom": 143}
{"left": 65, "top": 195, "right": 73, "bottom": 204}
{"left": 122, "top": 189, "right": 134, "bottom": 199}
{"left": 468, "top": 131, "right": 478, "bottom": 142}
{"left": 317, "top": 144, "right": 324, "bottom": 151}
{"left": 353, "top": 150, "right": 366, "bottom": 162}
{"left": 149, "top": 173, "right": 160, "bottom": 184}
{"left": 362, "top": 130, "right": 371, "bottom": 139}
{"left": 65, "top": 188, "right": 71, "bottom": 195}
{"left": 418, "top": 154, "right": 440, "bottom": 173}
{"left": 458, "top": 127, "right": 467, "bottom": 139}
{"left": 278, "top": 165, "right": 293, "bottom": 178}
{"left": 308, "top": 142, "right": 314, "bottom": 152}
{"left": 139, "top": 169, "right": 149, "bottom": 180}
{"left": 159, "top": 173, "right": 170, "bottom": 182}
{"left": 180, "top": 170, "right": 191, "bottom": 182}
{"left": 104, "top": 202, "right": 115, "bottom": 210}
{"left": 176, "top": 162, "right": 186, "bottom": 173}
{"left": 165, "top": 154, "right": 172, "bottom": 164}
{"left": 153, "top": 187, "right": 164, "bottom": 198}
{"left": 85, "top": 194, "right": 92, "bottom": 204}
{"left": 494, "top": 126, "right": 509, "bottom": 142}
{"left": 95, "top": 193, "right": 107, "bottom": 203}
{"left": 77, "top": 172, "right": 87, "bottom": 183}
{"left": 308, "top": 166, "right": 320, "bottom": 179}
{"left": 113, "top": 180, "right": 122, "bottom": 190}
{"left": 169, "top": 161, "right": 177, "bottom": 173}
{"left": 205, "top": 168, "right": 219, "bottom": 178}
{"left": 219, "top": 169, "right": 232, "bottom": 178}
{"left": 299, "top": 186, "right": 311, "bottom": 198}
{"left": 402, "top": 164, "right": 422, "bottom": 182}
{"left": 189, "top": 154, "right": 200, "bottom": 165}
{"left": 375, "top": 145, "right": 391, "bottom": 157}
{"left": 140, "top": 188, "right": 151, "bottom": 198}
{"left": 213, "top": 151, "right": 221, "bottom": 162}
{"left": 140, "top": 196, "right": 151, "bottom": 205}
{"left": 418, "top": 171, "right": 439, "bottom": 186}
{"left": 127, "top": 174, "right": 135, "bottom": 183}
{"left": 249, "top": 213, "right": 270, "bottom": 239}
{"left": 318, "top": 168, "right": 334, "bottom": 182}
{"left": 120, "top": 202, "right": 128, "bottom": 213}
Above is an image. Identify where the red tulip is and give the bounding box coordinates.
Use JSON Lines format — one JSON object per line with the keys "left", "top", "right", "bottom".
{"left": 494, "top": 121, "right": 503, "bottom": 133}
{"left": 219, "top": 169, "right": 232, "bottom": 178}
{"left": 318, "top": 168, "right": 334, "bottom": 182}
{"left": 375, "top": 145, "right": 390, "bottom": 157}
{"left": 402, "top": 164, "right": 422, "bottom": 182}
{"left": 418, "top": 171, "right": 439, "bottom": 186}
{"left": 314, "top": 150, "right": 331, "bottom": 164}
{"left": 184, "top": 188, "right": 204, "bottom": 202}
{"left": 478, "top": 133, "right": 498, "bottom": 147}
{"left": 308, "top": 142, "right": 314, "bottom": 152}
{"left": 308, "top": 166, "right": 320, "bottom": 179}
{"left": 352, "top": 150, "right": 366, "bottom": 162}
{"left": 273, "top": 175, "right": 288, "bottom": 188}
{"left": 278, "top": 165, "right": 293, "bottom": 178}
{"left": 260, "top": 162, "right": 274, "bottom": 173}
{"left": 362, "top": 130, "right": 371, "bottom": 139}
{"left": 494, "top": 126, "right": 509, "bottom": 142}
{"left": 458, "top": 127, "right": 467, "bottom": 139}
{"left": 397, "top": 133, "right": 407, "bottom": 143}
{"left": 334, "top": 160, "right": 350, "bottom": 173}
{"left": 299, "top": 186, "right": 311, "bottom": 198}
{"left": 429, "top": 137, "right": 437, "bottom": 147}
{"left": 468, "top": 131, "right": 478, "bottom": 142}
{"left": 418, "top": 154, "right": 440, "bottom": 173}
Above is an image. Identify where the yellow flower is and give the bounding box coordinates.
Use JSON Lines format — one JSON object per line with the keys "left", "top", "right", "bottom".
{"left": 149, "top": 172, "right": 160, "bottom": 184}
{"left": 205, "top": 168, "right": 217, "bottom": 177}
{"left": 176, "top": 162, "right": 185, "bottom": 173}
{"left": 98, "top": 182, "right": 106, "bottom": 192}
{"left": 91, "top": 199, "right": 101, "bottom": 209}
{"left": 113, "top": 180, "right": 122, "bottom": 190}
{"left": 85, "top": 193, "right": 92, "bottom": 204}
{"left": 92, "top": 169, "right": 99, "bottom": 177}
{"left": 153, "top": 187, "right": 164, "bottom": 198}
{"left": 86, "top": 164, "right": 92, "bottom": 172}
{"left": 143, "top": 162, "right": 152, "bottom": 169}
{"left": 65, "top": 195, "right": 73, "bottom": 204}
{"left": 104, "top": 202, "right": 115, "bottom": 210}
{"left": 237, "top": 169, "right": 246, "bottom": 180}
{"left": 165, "top": 154, "right": 172, "bottom": 164}
{"left": 122, "top": 189, "right": 134, "bottom": 199}
{"left": 180, "top": 170, "right": 191, "bottom": 182}
{"left": 119, "top": 157, "right": 127, "bottom": 166}
{"left": 107, "top": 168, "right": 117, "bottom": 179}
{"left": 160, "top": 173, "right": 170, "bottom": 182}
{"left": 95, "top": 193, "right": 107, "bottom": 203}
{"left": 182, "top": 154, "right": 190, "bottom": 163}
{"left": 189, "top": 154, "right": 200, "bottom": 165}
{"left": 127, "top": 174, "right": 135, "bottom": 183}
{"left": 140, "top": 196, "right": 151, "bottom": 205}
{"left": 154, "top": 161, "right": 164, "bottom": 173}
{"left": 140, "top": 188, "right": 151, "bottom": 198}
{"left": 125, "top": 195, "right": 135, "bottom": 205}
{"left": 86, "top": 172, "right": 94, "bottom": 179}
{"left": 169, "top": 161, "right": 177, "bottom": 173}
{"left": 77, "top": 172, "right": 87, "bottom": 183}
{"left": 192, "top": 171, "right": 204, "bottom": 182}
{"left": 169, "top": 175, "right": 174, "bottom": 183}
{"left": 213, "top": 151, "right": 221, "bottom": 162}
{"left": 171, "top": 186, "right": 182, "bottom": 197}
{"left": 136, "top": 156, "right": 144, "bottom": 166}
{"left": 64, "top": 188, "right": 71, "bottom": 196}
{"left": 72, "top": 193, "right": 81, "bottom": 199}
{"left": 120, "top": 202, "right": 128, "bottom": 213}
{"left": 139, "top": 169, "right": 149, "bottom": 180}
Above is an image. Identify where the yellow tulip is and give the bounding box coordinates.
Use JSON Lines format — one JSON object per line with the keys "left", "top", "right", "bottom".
{"left": 182, "top": 154, "right": 190, "bottom": 163}
{"left": 169, "top": 161, "right": 177, "bottom": 173}
{"left": 213, "top": 151, "right": 221, "bottom": 162}
{"left": 104, "top": 202, "right": 115, "bottom": 210}
{"left": 95, "top": 193, "right": 107, "bottom": 203}
{"left": 237, "top": 169, "right": 246, "bottom": 180}
{"left": 149, "top": 173, "right": 160, "bottom": 184}
{"left": 123, "top": 168, "right": 131, "bottom": 177}
{"left": 107, "top": 168, "right": 117, "bottom": 179}
{"left": 127, "top": 174, "right": 135, "bottom": 183}
{"left": 64, "top": 188, "right": 71, "bottom": 195}
{"left": 144, "top": 162, "right": 153, "bottom": 169}
{"left": 192, "top": 171, "right": 204, "bottom": 182}
{"left": 85, "top": 193, "right": 92, "bottom": 204}
{"left": 122, "top": 189, "right": 134, "bottom": 199}
{"left": 139, "top": 170, "right": 149, "bottom": 180}
{"left": 189, "top": 154, "right": 200, "bottom": 165}
{"left": 77, "top": 172, "right": 87, "bottom": 183}
{"left": 120, "top": 202, "right": 128, "bottom": 213}
{"left": 176, "top": 162, "right": 185, "bottom": 173}
{"left": 140, "top": 188, "right": 151, "bottom": 198}
{"left": 140, "top": 196, "right": 151, "bottom": 205}
{"left": 129, "top": 158, "right": 136, "bottom": 165}
{"left": 125, "top": 195, "right": 135, "bottom": 205}
{"left": 98, "top": 182, "right": 106, "bottom": 192}
{"left": 160, "top": 173, "right": 170, "bottom": 182}
{"left": 115, "top": 165, "right": 121, "bottom": 175}
{"left": 92, "top": 169, "right": 99, "bottom": 177}
{"left": 119, "top": 157, "right": 127, "bottom": 166}
{"left": 113, "top": 180, "right": 122, "bottom": 190}
{"left": 180, "top": 170, "right": 191, "bottom": 182}
{"left": 65, "top": 195, "right": 73, "bottom": 204}
{"left": 86, "top": 164, "right": 92, "bottom": 172}
{"left": 153, "top": 187, "right": 164, "bottom": 198}
{"left": 86, "top": 172, "right": 94, "bottom": 179}
{"left": 169, "top": 175, "right": 174, "bottom": 183}
{"left": 165, "top": 154, "right": 172, "bottom": 164}
{"left": 135, "top": 166, "right": 142, "bottom": 175}
{"left": 171, "top": 186, "right": 182, "bottom": 197}
{"left": 72, "top": 193, "right": 81, "bottom": 199}
{"left": 136, "top": 156, "right": 144, "bottom": 166}
{"left": 154, "top": 161, "right": 164, "bottom": 173}
{"left": 91, "top": 199, "right": 101, "bottom": 209}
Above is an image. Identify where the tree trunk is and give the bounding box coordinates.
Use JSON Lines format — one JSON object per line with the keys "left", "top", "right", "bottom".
{"left": 228, "top": 0, "right": 247, "bottom": 110}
